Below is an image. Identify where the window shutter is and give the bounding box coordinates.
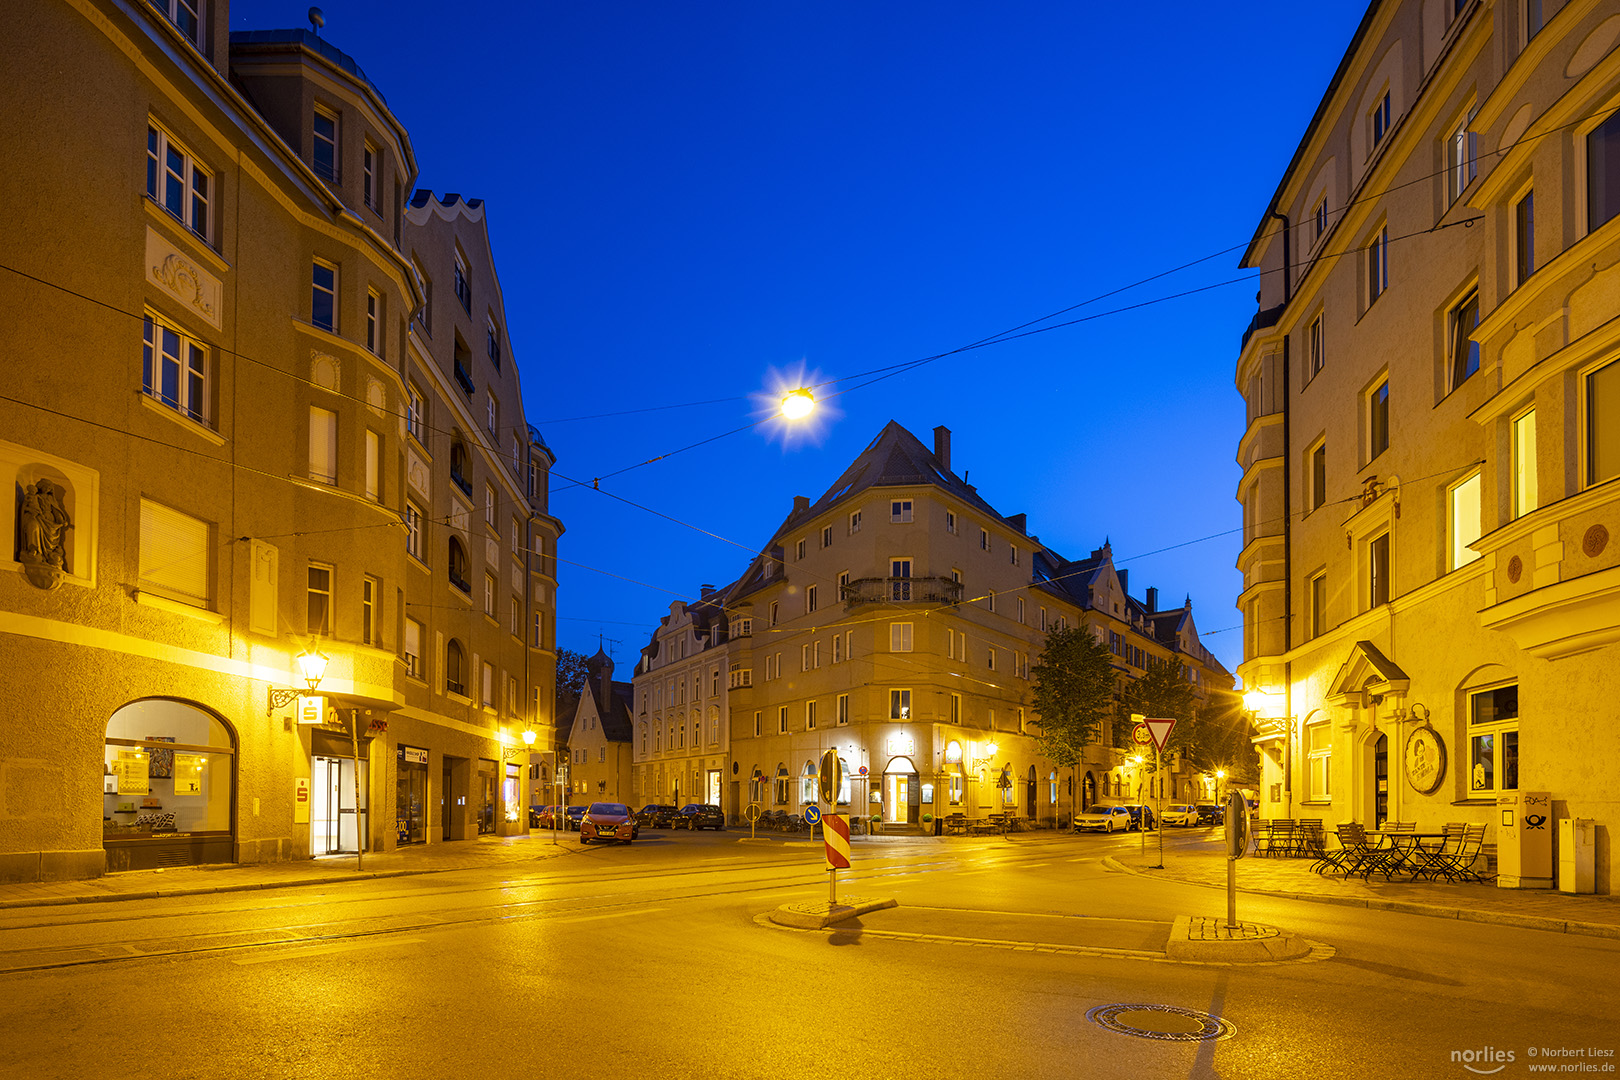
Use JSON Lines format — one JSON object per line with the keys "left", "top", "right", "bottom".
{"left": 139, "top": 499, "right": 209, "bottom": 603}
{"left": 365, "top": 429, "right": 379, "bottom": 499}
{"left": 310, "top": 406, "right": 337, "bottom": 484}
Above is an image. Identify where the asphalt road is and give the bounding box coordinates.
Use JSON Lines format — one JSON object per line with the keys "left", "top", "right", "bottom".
{"left": 1, "top": 828, "right": 1614, "bottom": 1080}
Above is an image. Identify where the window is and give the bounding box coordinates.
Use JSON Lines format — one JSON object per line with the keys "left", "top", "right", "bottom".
{"left": 454, "top": 252, "right": 471, "bottom": 313}
{"left": 1469, "top": 684, "right": 1519, "bottom": 793}
{"left": 795, "top": 538, "right": 806, "bottom": 561}
{"left": 1309, "top": 440, "right": 1327, "bottom": 512}
{"left": 1526, "top": 0, "right": 1543, "bottom": 41}
{"left": 1368, "top": 531, "right": 1391, "bottom": 608}
{"left": 979, "top": 527, "right": 990, "bottom": 551}
{"left": 1308, "top": 571, "right": 1327, "bottom": 640}
{"left": 362, "top": 575, "right": 380, "bottom": 645}
{"left": 407, "top": 383, "right": 426, "bottom": 443}
{"left": 945, "top": 510, "right": 957, "bottom": 533}
{"left": 146, "top": 125, "right": 210, "bottom": 238}
{"left": 890, "top": 500, "right": 912, "bottom": 523}
{"left": 778, "top": 706, "right": 788, "bottom": 735}
{"left": 987, "top": 647, "right": 996, "bottom": 671}
{"left": 1449, "top": 471, "right": 1482, "bottom": 570}
{"left": 1313, "top": 196, "right": 1328, "bottom": 247}
{"left": 1447, "top": 111, "right": 1477, "bottom": 205}
{"left": 821, "top": 524, "right": 832, "bottom": 548}
{"left": 769, "top": 601, "right": 779, "bottom": 627}
{"left": 362, "top": 144, "right": 377, "bottom": 210}
{"left": 1587, "top": 111, "right": 1620, "bottom": 233}
{"left": 404, "top": 617, "right": 423, "bottom": 678}
{"left": 366, "top": 290, "right": 381, "bottom": 354}
{"left": 1017, "top": 597, "right": 1025, "bottom": 624}
{"left": 141, "top": 312, "right": 209, "bottom": 424}
{"left": 1039, "top": 607, "right": 1048, "bottom": 631}
{"left": 484, "top": 572, "right": 497, "bottom": 618}
{"left": 1587, "top": 358, "right": 1620, "bottom": 486}
{"left": 308, "top": 563, "right": 333, "bottom": 635}
{"left": 415, "top": 263, "right": 432, "bottom": 333}
{"left": 365, "top": 430, "right": 380, "bottom": 501}
{"left": 1449, "top": 289, "right": 1480, "bottom": 390}
{"left": 800, "top": 644, "right": 810, "bottom": 672}
{"left": 890, "top": 622, "right": 913, "bottom": 652}
{"left": 309, "top": 406, "right": 338, "bottom": 485}
{"left": 1307, "top": 313, "right": 1324, "bottom": 379}
{"left": 889, "top": 689, "right": 911, "bottom": 720}
{"left": 1515, "top": 190, "right": 1535, "bottom": 286}
{"left": 486, "top": 393, "right": 498, "bottom": 435}
{"left": 1367, "top": 226, "right": 1388, "bottom": 304}
{"left": 1513, "top": 409, "right": 1538, "bottom": 519}
{"left": 891, "top": 558, "right": 912, "bottom": 600}
{"left": 448, "top": 537, "right": 470, "bottom": 592}
{"left": 806, "top": 701, "right": 818, "bottom": 730}
{"left": 849, "top": 510, "right": 862, "bottom": 534}
{"left": 482, "top": 661, "right": 495, "bottom": 708}
{"left": 837, "top": 694, "right": 849, "bottom": 725}
{"left": 405, "top": 501, "right": 423, "bottom": 560}
{"left": 487, "top": 318, "right": 501, "bottom": 370}
{"left": 1370, "top": 90, "right": 1391, "bottom": 148}
{"left": 1010, "top": 545, "right": 1020, "bottom": 567}
{"left": 1305, "top": 721, "right": 1331, "bottom": 802}
{"left": 1369, "top": 378, "right": 1390, "bottom": 459}
{"left": 138, "top": 498, "right": 210, "bottom": 605}
{"left": 153, "top": 0, "right": 202, "bottom": 44}
{"left": 312, "top": 108, "right": 339, "bottom": 182}
{"left": 485, "top": 483, "right": 497, "bottom": 528}
{"left": 950, "top": 693, "right": 961, "bottom": 724}
{"left": 312, "top": 261, "right": 337, "bottom": 332}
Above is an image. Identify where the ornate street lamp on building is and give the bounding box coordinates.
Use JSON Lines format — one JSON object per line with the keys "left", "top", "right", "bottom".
{"left": 266, "top": 646, "right": 329, "bottom": 714}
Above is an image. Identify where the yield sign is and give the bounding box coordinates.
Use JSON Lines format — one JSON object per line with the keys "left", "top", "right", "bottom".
{"left": 1143, "top": 717, "right": 1176, "bottom": 753}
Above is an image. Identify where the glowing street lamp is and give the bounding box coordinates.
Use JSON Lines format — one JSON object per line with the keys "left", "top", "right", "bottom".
{"left": 296, "top": 648, "right": 329, "bottom": 691}
{"left": 521, "top": 728, "right": 537, "bottom": 746}
{"left": 781, "top": 387, "right": 815, "bottom": 420}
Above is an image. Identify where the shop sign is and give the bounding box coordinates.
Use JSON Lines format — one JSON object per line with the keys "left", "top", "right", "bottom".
{"left": 886, "top": 733, "right": 915, "bottom": 756}
{"left": 367, "top": 718, "right": 389, "bottom": 733}
{"left": 400, "top": 747, "right": 428, "bottom": 765}
{"left": 296, "top": 695, "right": 323, "bottom": 725}
{"left": 944, "top": 740, "right": 963, "bottom": 764}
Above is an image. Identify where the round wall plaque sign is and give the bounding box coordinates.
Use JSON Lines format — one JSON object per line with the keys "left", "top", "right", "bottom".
{"left": 1404, "top": 725, "right": 1446, "bottom": 795}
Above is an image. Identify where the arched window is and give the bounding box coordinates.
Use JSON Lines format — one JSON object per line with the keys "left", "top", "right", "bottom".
{"left": 801, "top": 760, "right": 818, "bottom": 805}
{"left": 448, "top": 536, "right": 469, "bottom": 592}
{"left": 104, "top": 698, "right": 236, "bottom": 869}
{"left": 450, "top": 439, "right": 470, "bottom": 494}
{"left": 445, "top": 639, "right": 466, "bottom": 696}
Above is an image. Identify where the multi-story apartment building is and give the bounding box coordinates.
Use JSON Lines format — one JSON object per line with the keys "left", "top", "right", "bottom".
{"left": 561, "top": 649, "right": 634, "bottom": 805}
{"left": 634, "top": 422, "right": 1231, "bottom": 827}
{"left": 632, "top": 589, "right": 733, "bottom": 810}
{"left": 0, "top": 1, "right": 560, "bottom": 880}
{"left": 1235, "top": 0, "right": 1620, "bottom": 890}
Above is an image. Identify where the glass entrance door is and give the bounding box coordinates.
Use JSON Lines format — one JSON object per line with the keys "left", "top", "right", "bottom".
{"left": 312, "top": 756, "right": 369, "bottom": 855}
{"left": 707, "top": 769, "right": 722, "bottom": 805}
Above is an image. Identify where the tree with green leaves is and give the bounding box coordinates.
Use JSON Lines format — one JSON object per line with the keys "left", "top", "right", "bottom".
{"left": 1118, "top": 658, "right": 1197, "bottom": 749}
{"left": 1031, "top": 626, "right": 1116, "bottom": 819}
{"left": 554, "top": 648, "right": 590, "bottom": 735}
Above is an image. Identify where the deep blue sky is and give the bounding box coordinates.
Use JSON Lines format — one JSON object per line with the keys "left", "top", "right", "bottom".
{"left": 238, "top": 1, "right": 1368, "bottom": 675}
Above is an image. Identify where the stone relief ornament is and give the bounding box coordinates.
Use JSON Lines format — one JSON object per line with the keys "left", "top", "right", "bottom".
{"left": 151, "top": 254, "right": 217, "bottom": 321}
{"left": 311, "top": 351, "right": 341, "bottom": 391}
{"left": 18, "top": 478, "right": 71, "bottom": 590}
{"left": 366, "top": 377, "right": 387, "bottom": 418}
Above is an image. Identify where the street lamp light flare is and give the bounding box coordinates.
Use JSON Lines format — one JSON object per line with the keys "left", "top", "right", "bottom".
{"left": 296, "top": 649, "right": 329, "bottom": 691}
{"left": 781, "top": 387, "right": 815, "bottom": 419}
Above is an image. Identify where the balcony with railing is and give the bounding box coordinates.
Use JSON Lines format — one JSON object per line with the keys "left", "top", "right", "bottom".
{"left": 840, "top": 576, "right": 961, "bottom": 608}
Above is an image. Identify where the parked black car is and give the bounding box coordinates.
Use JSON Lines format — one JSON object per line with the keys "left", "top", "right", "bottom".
{"left": 1195, "top": 803, "right": 1224, "bottom": 826}
{"left": 1120, "top": 803, "right": 1155, "bottom": 830}
{"left": 564, "top": 805, "right": 586, "bottom": 831}
{"left": 635, "top": 804, "right": 679, "bottom": 829}
{"left": 673, "top": 804, "right": 724, "bottom": 830}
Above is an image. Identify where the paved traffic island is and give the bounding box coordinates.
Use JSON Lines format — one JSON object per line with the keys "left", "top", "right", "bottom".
{"left": 1164, "top": 914, "right": 1319, "bottom": 962}
{"left": 769, "top": 896, "right": 898, "bottom": 929}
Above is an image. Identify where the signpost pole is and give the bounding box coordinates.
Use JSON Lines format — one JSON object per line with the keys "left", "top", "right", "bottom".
{"left": 350, "top": 710, "right": 363, "bottom": 871}
{"left": 1225, "top": 789, "right": 1248, "bottom": 929}
{"left": 1155, "top": 744, "right": 1164, "bottom": 869}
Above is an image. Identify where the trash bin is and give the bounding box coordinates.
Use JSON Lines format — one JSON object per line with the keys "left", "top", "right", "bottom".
{"left": 1559, "top": 818, "right": 1596, "bottom": 894}
{"left": 1497, "top": 791, "right": 1553, "bottom": 889}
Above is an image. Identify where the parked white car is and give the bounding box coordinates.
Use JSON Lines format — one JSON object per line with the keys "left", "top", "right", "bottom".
{"left": 1161, "top": 804, "right": 1199, "bottom": 827}
{"left": 1073, "top": 805, "right": 1132, "bottom": 833}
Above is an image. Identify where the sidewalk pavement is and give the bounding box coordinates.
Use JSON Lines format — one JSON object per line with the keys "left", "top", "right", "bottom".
{"left": 1101, "top": 838, "right": 1620, "bottom": 940}
{"left": 0, "top": 832, "right": 580, "bottom": 910}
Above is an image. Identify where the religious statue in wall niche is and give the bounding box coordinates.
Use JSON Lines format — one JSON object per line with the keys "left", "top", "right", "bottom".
{"left": 18, "top": 478, "right": 71, "bottom": 590}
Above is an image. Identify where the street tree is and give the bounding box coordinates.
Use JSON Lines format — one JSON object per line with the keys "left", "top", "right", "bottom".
{"left": 1031, "top": 626, "right": 1116, "bottom": 818}
{"left": 554, "top": 648, "right": 589, "bottom": 736}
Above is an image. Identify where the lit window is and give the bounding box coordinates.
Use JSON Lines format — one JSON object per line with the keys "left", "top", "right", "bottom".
{"left": 1449, "top": 471, "right": 1482, "bottom": 570}
{"left": 141, "top": 312, "right": 209, "bottom": 424}
{"left": 404, "top": 617, "right": 423, "bottom": 678}
{"left": 308, "top": 406, "right": 337, "bottom": 485}
{"left": 1587, "top": 358, "right": 1620, "bottom": 487}
{"left": 890, "top": 622, "right": 913, "bottom": 652}
{"left": 1305, "top": 721, "right": 1331, "bottom": 801}
{"left": 1513, "top": 409, "right": 1538, "bottom": 519}
{"left": 138, "top": 498, "right": 210, "bottom": 605}
{"left": 1468, "top": 684, "right": 1519, "bottom": 794}
{"left": 146, "top": 124, "right": 210, "bottom": 238}
{"left": 889, "top": 689, "right": 911, "bottom": 720}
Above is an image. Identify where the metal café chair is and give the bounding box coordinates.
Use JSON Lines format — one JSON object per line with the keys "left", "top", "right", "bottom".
{"left": 1313, "top": 822, "right": 1371, "bottom": 876}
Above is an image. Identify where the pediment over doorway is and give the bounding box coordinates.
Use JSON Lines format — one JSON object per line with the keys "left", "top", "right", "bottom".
{"left": 1325, "top": 640, "right": 1410, "bottom": 709}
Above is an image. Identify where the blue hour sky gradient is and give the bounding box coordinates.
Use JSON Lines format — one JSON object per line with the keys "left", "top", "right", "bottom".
{"left": 236, "top": 0, "right": 1369, "bottom": 676}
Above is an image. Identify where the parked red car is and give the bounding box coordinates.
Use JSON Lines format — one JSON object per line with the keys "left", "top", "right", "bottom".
{"left": 580, "top": 802, "right": 638, "bottom": 845}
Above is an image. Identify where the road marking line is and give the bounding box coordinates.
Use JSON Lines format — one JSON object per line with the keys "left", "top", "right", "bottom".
{"left": 233, "top": 936, "right": 426, "bottom": 964}
{"left": 551, "top": 907, "right": 664, "bottom": 925}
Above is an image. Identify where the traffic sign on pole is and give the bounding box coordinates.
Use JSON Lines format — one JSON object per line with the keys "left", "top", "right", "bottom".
{"left": 1130, "top": 724, "right": 1152, "bottom": 747}
{"left": 824, "top": 813, "right": 850, "bottom": 869}
{"left": 1143, "top": 717, "right": 1176, "bottom": 753}
{"left": 819, "top": 750, "right": 840, "bottom": 805}
{"left": 805, "top": 805, "right": 822, "bottom": 824}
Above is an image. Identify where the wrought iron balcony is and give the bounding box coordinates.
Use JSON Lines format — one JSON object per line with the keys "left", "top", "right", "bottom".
{"left": 840, "top": 576, "right": 961, "bottom": 608}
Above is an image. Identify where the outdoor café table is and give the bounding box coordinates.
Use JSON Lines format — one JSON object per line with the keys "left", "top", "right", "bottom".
{"left": 1364, "top": 832, "right": 1448, "bottom": 879}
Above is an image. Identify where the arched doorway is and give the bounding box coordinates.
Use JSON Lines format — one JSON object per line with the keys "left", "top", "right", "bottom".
{"left": 1083, "top": 771, "right": 1096, "bottom": 808}
{"left": 1373, "top": 732, "right": 1389, "bottom": 828}
{"left": 1025, "top": 766, "right": 1037, "bottom": 818}
{"left": 884, "top": 756, "right": 919, "bottom": 824}
{"left": 103, "top": 698, "right": 236, "bottom": 872}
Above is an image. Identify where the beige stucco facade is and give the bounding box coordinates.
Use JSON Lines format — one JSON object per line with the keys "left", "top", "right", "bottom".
{"left": 1236, "top": 0, "right": 1620, "bottom": 891}
{"left": 0, "top": 0, "right": 559, "bottom": 880}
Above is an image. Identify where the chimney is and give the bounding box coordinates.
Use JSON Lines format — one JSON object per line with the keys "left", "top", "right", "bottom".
{"left": 1146, "top": 587, "right": 1158, "bottom": 613}
{"left": 700, "top": 583, "right": 715, "bottom": 598}
{"left": 793, "top": 495, "right": 809, "bottom": 515}
{"left": 1119, "top": 569, "right": 1129, "bottom": 597}
{"left": 1007, "top": 513, "right": 1026, "bottom": 535}
{"left": 933, "top": 426, "right": 952, "bottom": 473}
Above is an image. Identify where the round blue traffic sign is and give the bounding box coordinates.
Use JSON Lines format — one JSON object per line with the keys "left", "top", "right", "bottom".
{"left": 804, "top": 805, "right": 822, "bottom": 824}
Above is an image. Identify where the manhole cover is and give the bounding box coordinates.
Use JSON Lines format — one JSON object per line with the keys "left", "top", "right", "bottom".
{"left": 1086, "top": 1003, "right": 1236, "bottom": 1042}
